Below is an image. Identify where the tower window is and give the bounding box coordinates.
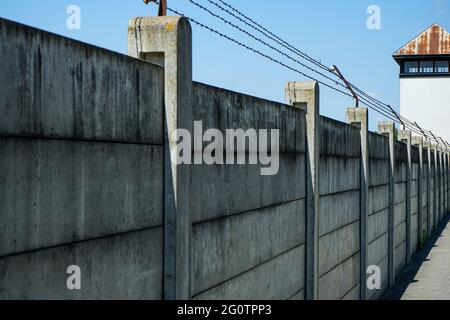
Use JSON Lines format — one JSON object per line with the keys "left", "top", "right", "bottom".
{"left": 404, "top": 61, "right": 418, "bottom": 73}
{"left": 435, "top": 61, "right": 449, "bottom": 73}
{"left": 419, "top": 61, "right": 434, "bottom": 73}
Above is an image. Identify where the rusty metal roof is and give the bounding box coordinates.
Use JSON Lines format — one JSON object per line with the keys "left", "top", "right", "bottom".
{"left": 393, "top": 23, "right": 450, "bottom": 56}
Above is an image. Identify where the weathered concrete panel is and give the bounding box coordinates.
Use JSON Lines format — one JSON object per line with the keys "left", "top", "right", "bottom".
{"left": 423, "top": 191, "right": 428, "bottom": 205}
{"left": 411, "top": 161, "right": 420, "bottom": 180}
{"left": 369, "top": 184, "right": 389, "bottom": 215}
{"left": 411, "top": 213, "right": 419, "bottom": 232}
{"left": 411, "top": 213, "right": 419, "bottom": 255}
{"left": 394, "top": 201, "right": 407, "bottom": 226}
{"left": 0, "top": 137, "right": 163, "bottom": 256}
{"left": 320, "top": 117, "right": 361, "bottom": 158}
{"left": 318, "top": 253, "right": 360, "bottom": 300}
{"left": 193, "top": 82, "right": 305, "bottom": 153}
{"left": 319, "top": 190, "right": 360, "bottom": 237}
{"left": 395, "top": 164, "right": 407, "bottom": 183}
{"left": 369, "top": 159, "right": 390, "bottom": 187}
{"left": 394, "top": 241, "right": 407, "bottom": 276}
{"left": 189, "top": 153, "right": 306, "bottom": 223}
{"left": 422, "top": 204, "right": 428, "bottom": 233}
{"left": 342, "top": 284, "right": 360, "bottom": 300}
{"left": 395, "top": 221, "right": 407, "bottom": 247}
{"left": 411, "top": 180, "right": 419, "bottom": 198}
{"left": 411, "top": 195, "right": 419, "bottom": 215}
{"left": 368, "top": 132, "right": 389, "bottom": 160}
{"left": 395, "top": 141, "right": 408, "bottom": 165}
{"left": 193, "top": 245, "right": 305, "bottom": 300}
{"left": 368, "top": 208, "right": 389, "bottom": 243}
{"left": 0, "top": 227, "right": 163, "bottom": 299}
{"left": 319, "top": 222, "right": 360, "bottom": 276}
{"left": 288, "top": 288, "right": 305, "bottom": 300}
{"left": 191, "top": 199, "right": 305, "bottom": 295}
{"left": 394, "top": 182, "right": 407, "bottom": 204}
{"left": 368, "top": 232, "right": 388, "bottom": 267}
{"left": 319, "top": 156, "right": 360, "bottom": 196}
{"left": 0, "top": 18, "right": 164, "bottom": 144}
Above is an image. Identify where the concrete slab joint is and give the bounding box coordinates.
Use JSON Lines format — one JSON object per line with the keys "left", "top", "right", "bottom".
{"left": 128, "top": 16, "right": 193, "bottom": 300}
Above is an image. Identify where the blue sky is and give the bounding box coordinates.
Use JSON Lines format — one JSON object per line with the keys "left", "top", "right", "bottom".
{"left": 1, "top": 0, "right": 449, "bottom": 128}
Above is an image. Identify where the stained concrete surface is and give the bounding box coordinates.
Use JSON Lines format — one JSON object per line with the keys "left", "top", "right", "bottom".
{"left": 384, "top": 214, "right": 450, "bottom": 300}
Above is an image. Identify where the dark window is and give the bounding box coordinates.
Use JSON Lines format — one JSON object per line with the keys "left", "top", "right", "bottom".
{"left": 419, "top": 61, "right": 434, "bottom": 73}
{"left": 404, "top": 61, "right": 418, "bottom": 73}
{"left": 435, "top": 61, "right": 449, "bottom": 73}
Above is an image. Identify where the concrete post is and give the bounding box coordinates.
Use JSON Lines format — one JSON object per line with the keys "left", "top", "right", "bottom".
{"left": 412, "top": 136, "right": 424, "bottom": 246}
{"left": 447, "top": 150, "right": 449, "bottom": 215}
{"left": 377, "top": 122, "right": 395, "bottom": 288}
{"left": 346, "top": 107, "right": 368, "bottom": 300}
{"left": 432, "top": 144, "right": 438, "bottom": 229}
{"left": 443, "top": 148, "right": 446, "bottom": 217}
{"left": 286, "top": 82, "right": 320, "bottom": 300}
{"left": 439, "top": 145, "right": 445, "bottom": 222}
{"left": 425, "top": 141, "right": 432, "bottom": 237}
{"left": 399, "top": 130, "right": 412, "bottom": 264}
{"left": 446, "top": 150, "right": 448, "bottom": 215}
{"left": 447, "top": 150, "right": 450, "bottom": 215}
{"left": 436, "top": 144, "right": 441, "bottom": 222}
{"left": 445, "top": 148, "right": 448, "bottom": 216}
{"left": 444, "top": 149, "right": 448, "bottom": 215}
{"left": 128, "top": 16, "right": 193, "bottom": 300}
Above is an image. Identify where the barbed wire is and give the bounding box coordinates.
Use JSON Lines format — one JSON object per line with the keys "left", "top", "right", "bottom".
{"left": 203, "top": 0, "right": 341, "bottom": 78}
{"left": 148, "top": 0, "right": 446, "bottom": 146}
{"left": 192, "top": 0, "right": 440, "bottom": 142}
{"left": 193, "top": 0, "right": 444, "bottom": 143}
{"left": 187, "top": 0, "right": 346, "bottom": 90}
{"left": 211, "top": 0, "right": 334, "bottom": 74}
{"left": 157, "top": 2, "right": 353, "bottom": 97}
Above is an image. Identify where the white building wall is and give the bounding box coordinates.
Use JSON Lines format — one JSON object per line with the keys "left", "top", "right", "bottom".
{"left": 400, "top": 77, "right": 450, "bottom": 141}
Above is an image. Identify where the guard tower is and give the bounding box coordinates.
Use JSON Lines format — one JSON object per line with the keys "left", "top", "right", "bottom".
{"left": 393, "top": 23, "right": 450, "bottom": 140}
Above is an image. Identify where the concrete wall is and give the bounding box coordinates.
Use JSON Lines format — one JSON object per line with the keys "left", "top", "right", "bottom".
{"left": 1, "top": 17, "right": 450, "bottom": 300}
{"left": 394, "top": 141, "right": 408, "bottom": 277}
{"left": 422, "top": 149, "right": 429, "bottom": 240}
{"left": 367, "top": 132, "right": 390, "bottom": 299}
{"left": 318, "top": 117, "right": 361, "bottom": 300}
{"left": 190, "top": 82, "right": 307, "bottom": 300}
{"left": 0, "top": 18, "right": 165, "bottom": 299}
{"left": 410, "top": 147, "right": 420, "bottom": 258}
{"left": 430, "top": 152, "right": 436, "bottom": 229}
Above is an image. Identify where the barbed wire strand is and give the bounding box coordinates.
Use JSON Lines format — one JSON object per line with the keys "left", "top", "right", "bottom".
{"left": 185, "top": 0, "right": 441, "bottom": 142}
{"left": 203, "top": 0, "right": 341, "bottom": 79}
{"left": 187, "top": 0, "right": 346, "bottom": 90}
{"left": 149, "top": 0, "right": 445, "bottom": 145}
{"left": 160, "top": 2, "right": 353, "bottom": 97}
{"left": 212, "top": 0, "right": 333, "bottom": 73}
{"left": 206, "top": 1, "right": 447, "bottom": 144}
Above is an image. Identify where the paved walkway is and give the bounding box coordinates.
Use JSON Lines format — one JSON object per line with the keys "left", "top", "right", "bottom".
{"left": 385, "top": 215, "right": 450, "bottom": 300}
